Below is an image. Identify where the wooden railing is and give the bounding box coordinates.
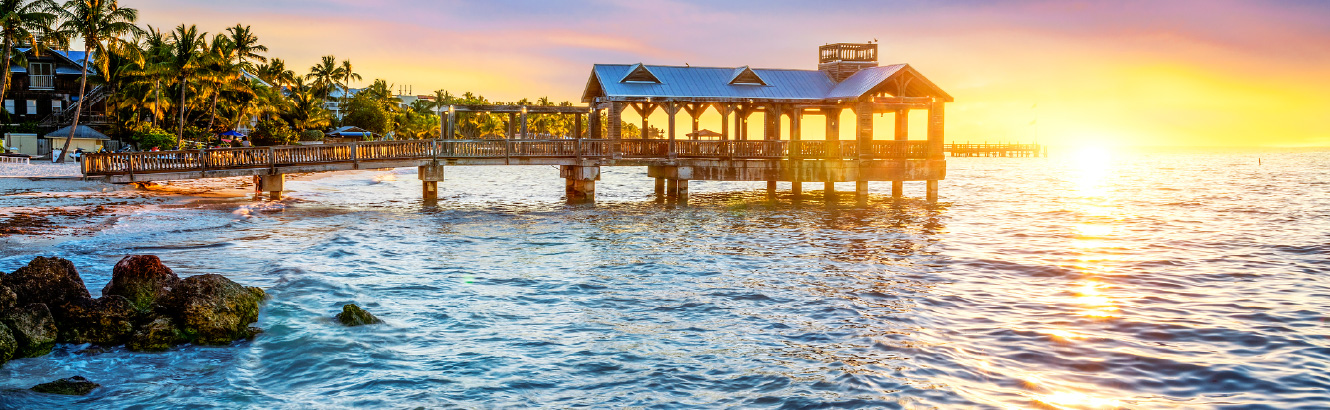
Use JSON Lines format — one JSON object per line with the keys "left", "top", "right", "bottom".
{"left": 82, "top": 139, "right": 933, "bottom": 176}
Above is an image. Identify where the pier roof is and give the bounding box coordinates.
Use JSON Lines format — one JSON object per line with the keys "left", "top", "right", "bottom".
{"left": 583, "top": 62, "right": 951, "bottom": 103}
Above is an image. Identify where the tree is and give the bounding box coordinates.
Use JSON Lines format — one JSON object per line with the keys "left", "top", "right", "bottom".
{"left": 53, "top": 0, "right": 141, "bottom": 162}
{"left": 340, "top": 92, "right": 389, "bottom": 136}
{"left": 285, "top": 76, "right": 329, "bottom": 131}
{"left": 224, "top": 23, "right": 264, "bottom": 70}
{"left": 164, "top": 24, "right": 204, "bottom": 148}
{"left": 248, "top": 116, "right": 294, "bottom": 146}
{"left": 0, "top": 0, "right": 57, "bottom": 109}
{"left": 338, "top": 58, "right": 358, "bottom": 113}
{"left": 305, "top": 54, "right": 341, "bottom": 101}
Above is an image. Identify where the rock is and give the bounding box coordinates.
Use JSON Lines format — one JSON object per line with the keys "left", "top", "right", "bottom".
{"left": 0, "top": 303, "right": 58, "bottom": 358}
{"left": 164, "top": 274, "right": 266, "bottom": 345}
{"left": 336, "top": 304, "right": 383, "bottom": 326}
{"left": 54, "top": 295, "right": 139, "bottom": 345}
{"left": 102, "top": 255, "right": 180, "bottom": 312}
{"left": 31, "top": 376, "right": 99, "bottom": 395}
{"left": 126, "top": 316, "right": 184, "bottom": 352}
{"left": 0, "top": 283, "right": 16, "bottom": 311}
{"left": 0, "top": 324, "right": 16, "bottom": 364}
{"left": 2, "top": 257, "right": 90, "bottom": 311}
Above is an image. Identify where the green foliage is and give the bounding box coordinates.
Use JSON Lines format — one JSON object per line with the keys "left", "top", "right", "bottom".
{"left": 249, "top": 117, "right": 296, "bottom": 146}
{"left": 132, "top": 126, "right": 177, "bottom": 150}
{"left": 298, "top": 129, "right": 324, "bottom": 141}
{"left": 341, "top": 93, "right": 390, "bottom": 136}
{"left": 182, "top": 125, "right": 209, "bottom": 142}
{"left": 1, "top": 122, "right": 41, "bottom": 134}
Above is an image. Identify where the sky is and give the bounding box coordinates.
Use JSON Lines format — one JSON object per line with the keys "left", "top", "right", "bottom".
{"left": 132, "top": 0, "right": 1330, "bottom": 147}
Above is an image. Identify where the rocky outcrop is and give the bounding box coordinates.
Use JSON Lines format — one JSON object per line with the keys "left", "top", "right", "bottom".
{"left": 102, "top": 255, "right": 180, "bottom": 311}
{"left": 31, "top": 376, "right": 100, "bottom": 395}
{"left": 0, "top": 256, "right": 267, "bottom": 368}
{"left": 2, "top": 257, "right": 90, "bottom": 314}
{"left": 55, "top": 295, "right": 138, "bottom": 345}
{"left": 164, "top": 274, "right": 266, "bottom": 345}
{"left": 336, "top": 304, "right": 383, "bottom": 326}
{"left": 1, "top": 303, "right": 58, "bottom": 358}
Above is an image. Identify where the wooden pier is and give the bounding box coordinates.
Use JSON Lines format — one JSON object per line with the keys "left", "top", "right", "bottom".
{"left": 944, "top": 143, "right": 1045, "bottom": 157}
{"left": 82, "top": 43, "right": 955, "bottom": 204}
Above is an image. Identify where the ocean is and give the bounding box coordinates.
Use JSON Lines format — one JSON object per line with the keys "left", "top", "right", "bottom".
{"left": 1, "top": 148, "right": 1327, "bottom": 409}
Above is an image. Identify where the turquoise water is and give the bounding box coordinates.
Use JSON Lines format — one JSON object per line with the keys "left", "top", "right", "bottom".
{"left": 1, "top": 149, "right": 1328, "bottom": 409}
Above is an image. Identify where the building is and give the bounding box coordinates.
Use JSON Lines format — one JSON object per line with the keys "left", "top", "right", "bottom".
{"left": 5, "top": 46, "right": 108, "bottom": 129}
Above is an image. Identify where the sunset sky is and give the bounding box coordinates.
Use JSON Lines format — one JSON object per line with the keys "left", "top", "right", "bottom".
{"left": 133, "top": 0, "right": 1330, "bottom": 147}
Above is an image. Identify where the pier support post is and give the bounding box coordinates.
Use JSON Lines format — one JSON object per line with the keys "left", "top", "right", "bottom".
{"left": 855, "top": 181, "right": 868, "bottom": 204}
{"left": 676, "top": 179, "right": 689, "bottom": 199}
{"left": 259, "top": 174, "right": 285, "bottom": 201}
{"left": 824, "top": 182, "right": 835, "bottom": 201}
{"left": 561, "top": 165, "right": 599, "bottom": 202}
{"left": 766, "top": 180, "right": 777, "bottom": 200}
{"left": 419, "top": 163, "right": 445, "bottom": 202}
{"left": 927, "top": 180, "right": 939, "bottom": 202}
{"left": 666, "top": 178, "right": 677, "bottom": 197}
{"left": 892, "top": 181, "right": 903, "bottom": 198}
{"left": 655, "top": 178, "right": 665, "bottom": 197}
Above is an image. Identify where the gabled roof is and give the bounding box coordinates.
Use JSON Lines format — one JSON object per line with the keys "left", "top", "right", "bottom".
{"left": 619, "top": 63, "right": 660, "bottom": 83}
{"left": 583, "top": 64, "right": 836, "bottom": 102}
{"left": 14, "top": 47, "right": 92, "bottom": 74}
{"left": 728, "top": 66, "right": 766, "bottom": 86}
{"left": 826, "top": 64, "right": 952, "bottom": 102}
{"left": 44, "top": 125, "right": 108, "bottom": 140}
{"left": 583, "top": 63, "right": 951, "bottom": 103}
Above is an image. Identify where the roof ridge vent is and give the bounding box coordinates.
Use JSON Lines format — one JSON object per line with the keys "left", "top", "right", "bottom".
{"left": 619, "top": 63, "right": 661, "bottom": 83}
{"left": 728, "top": 65, "right": 767, "bottom": 86}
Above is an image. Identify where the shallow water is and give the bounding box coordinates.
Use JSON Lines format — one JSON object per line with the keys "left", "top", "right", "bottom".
{"left": 1, "top": 149, "right": 1327, "bottom": 409}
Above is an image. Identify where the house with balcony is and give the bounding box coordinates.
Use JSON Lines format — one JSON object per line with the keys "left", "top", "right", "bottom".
{"left": 5, "top": 46, "right": 107, "bottom": 128}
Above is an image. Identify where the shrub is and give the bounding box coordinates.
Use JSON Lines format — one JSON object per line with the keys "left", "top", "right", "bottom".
{"left": 298, "top": 130, "right": 324, "bottom": 141}
{"left": 131, "top": 126, "right": 177, "bottom": 151}
{"left": 249, "top": 118, "right": 296, "bottom": 146}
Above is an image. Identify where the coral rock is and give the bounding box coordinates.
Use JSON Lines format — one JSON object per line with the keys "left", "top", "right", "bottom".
{"left": 126, "top": 316, "right": 184, "bottom": 352}
{"left": 31, "top": 376, "right": 100, "bottom": 395}
{"left": 336, "top": 304, "right": 383, "bottom": 326}
{"left": 102, "top": 255, "right": 181, "bottom": 312}
{"left": 2, "top": 257, "right": 90, "bottom": 312}
{"left": 54, "top": 295, "right": 139, "bottom": 345}
{"left": 164, "top": 274, "right": 266, "bottom": 345}
{"left": 1, "top": 303, "right": 58, "bottom": 358}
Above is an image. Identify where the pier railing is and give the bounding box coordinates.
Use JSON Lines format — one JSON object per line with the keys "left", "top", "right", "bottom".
{"left": 81, "top": 139, "right": 932, "bottom": 176}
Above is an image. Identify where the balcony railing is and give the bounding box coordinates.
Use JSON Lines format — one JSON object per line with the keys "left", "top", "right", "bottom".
{"left": 30, "top": 75, "right": 54, "bottom": 90}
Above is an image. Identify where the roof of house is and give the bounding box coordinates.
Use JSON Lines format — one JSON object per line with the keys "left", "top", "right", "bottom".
{"left": 12, "top": 47, "right": 92, "bottom": 74}
{"left": 44, "top": 125, "right": 109, "bottom": 140}
{"left": 582, "top": 62, "right": 951, "bottom": 103}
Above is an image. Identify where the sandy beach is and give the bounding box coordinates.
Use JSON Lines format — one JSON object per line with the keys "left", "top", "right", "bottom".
{"left": 0, "top": 162, "right": 258, "bottom": 237}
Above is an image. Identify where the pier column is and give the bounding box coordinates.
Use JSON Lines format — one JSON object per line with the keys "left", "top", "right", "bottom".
{"left": 608, "top": 102, "right": 623, "bottom": 158}
{"left": 855, "top": 101, "right": 873, "bottom": 205}
{"left": 927, "top": 180, "right": 939, "bottom": 202}
{"left": 419, "top": 163, "right": 445, "bottom": 202}
{"left": 766, "top": 181, "right": 777, "bottom": 200}
{"left": 824, "top": 107, "right": 842, "bottom": 201}
{"left": 561, "top": 165, "right": 599, "bottom": 202}
{"left": 927, "top": 99, "right": 946, "bottom": 203}
{"left": 258, "top": 174, "right": 285, "bottom": 201}
{"left": 676, "top": 179, "right": 689, "bottom": 199}
{"left": 655, "top": 178, "right": 665, "bottom": 197}
{"left": 894, "top": 108, "right": 908, "bottom": 198}
{"left": 790, "top": 107, "right": 802, "bottom": 201}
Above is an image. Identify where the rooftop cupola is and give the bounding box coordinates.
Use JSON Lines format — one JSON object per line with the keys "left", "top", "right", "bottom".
{"left": 818, "top": 42, "right": 878, "bottom": 82}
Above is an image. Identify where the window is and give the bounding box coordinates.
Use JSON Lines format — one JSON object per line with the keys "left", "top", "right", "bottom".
{"left": 51, "top": 100, "right": 62, "bottom": 114}
{"left": 28, "top": 63, "right": 53, "bottom": 90}
{"left": 26, "top": 100, "right": 36, "bottom": 114}
{"left": 3, "top": 100, "right": 12, "bottom": 114}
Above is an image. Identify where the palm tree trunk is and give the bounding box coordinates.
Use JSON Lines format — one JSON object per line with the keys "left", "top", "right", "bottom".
{"left": 206, "top": 89, "right": 219, "bottom": 136}
{"left": 153, "top": 79, "right": 160, "bottom": 126}
{"left": 0, "top": 40, "right": 13, "bottom": 112}
{"left": 58, "top": 45, "right": 92, "bottom": 164}
{"left": 178, "top": 77, "right": 186, "bottom": 149}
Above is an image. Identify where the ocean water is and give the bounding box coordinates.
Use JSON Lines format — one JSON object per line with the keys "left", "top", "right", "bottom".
{"left": 1, "top": 148, "right": 1327, "bottom": 409}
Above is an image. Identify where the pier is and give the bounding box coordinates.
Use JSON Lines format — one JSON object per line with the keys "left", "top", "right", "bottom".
{"left": 944, "top": 143, "right": 1045, "bottom": 157}
{"left": 81, "top": 43, "right": 953, "bottom": 203}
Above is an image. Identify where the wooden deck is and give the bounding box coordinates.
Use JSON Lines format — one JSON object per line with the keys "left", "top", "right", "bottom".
{"left": 81, "top": 138, "right": 935, "bottom": 183}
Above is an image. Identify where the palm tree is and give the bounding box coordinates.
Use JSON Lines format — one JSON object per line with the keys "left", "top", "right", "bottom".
{"left": 254, "top": 57, "right": 293, "bottom": 87}
{"left": 165, "top": 23, "right": 205, "bottom": 148}
{"left": 305, "top": 54, "right": 341, "bottom": 101}
{"left": 338, "top": 58, "right": 358, "bottom": 108}
{"left": 136, "top": 25, "right": 170, "bottom": 126}
{"left": 286, "top": 77, "right": 329, "bottom": 131}
{"left": 0, "top": 0, "right": 57, "bottom": 108}
{"left": 224, "top": 23, "right": 264, "bottom": 70}
{"left": 201, "top": 33, "right": 242, "bottom": 134}
{"left": 54, "top": 0, "right": 140, "bottom": 162}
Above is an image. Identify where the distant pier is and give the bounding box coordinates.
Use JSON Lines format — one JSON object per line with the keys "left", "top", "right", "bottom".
{"left": 944, "top": 143, "right": 1046, "bottom": 157}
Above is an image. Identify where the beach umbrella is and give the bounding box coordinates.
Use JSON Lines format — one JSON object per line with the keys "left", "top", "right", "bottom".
{"left": 220, "top": 130, "right": 245, "bottom": 137}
